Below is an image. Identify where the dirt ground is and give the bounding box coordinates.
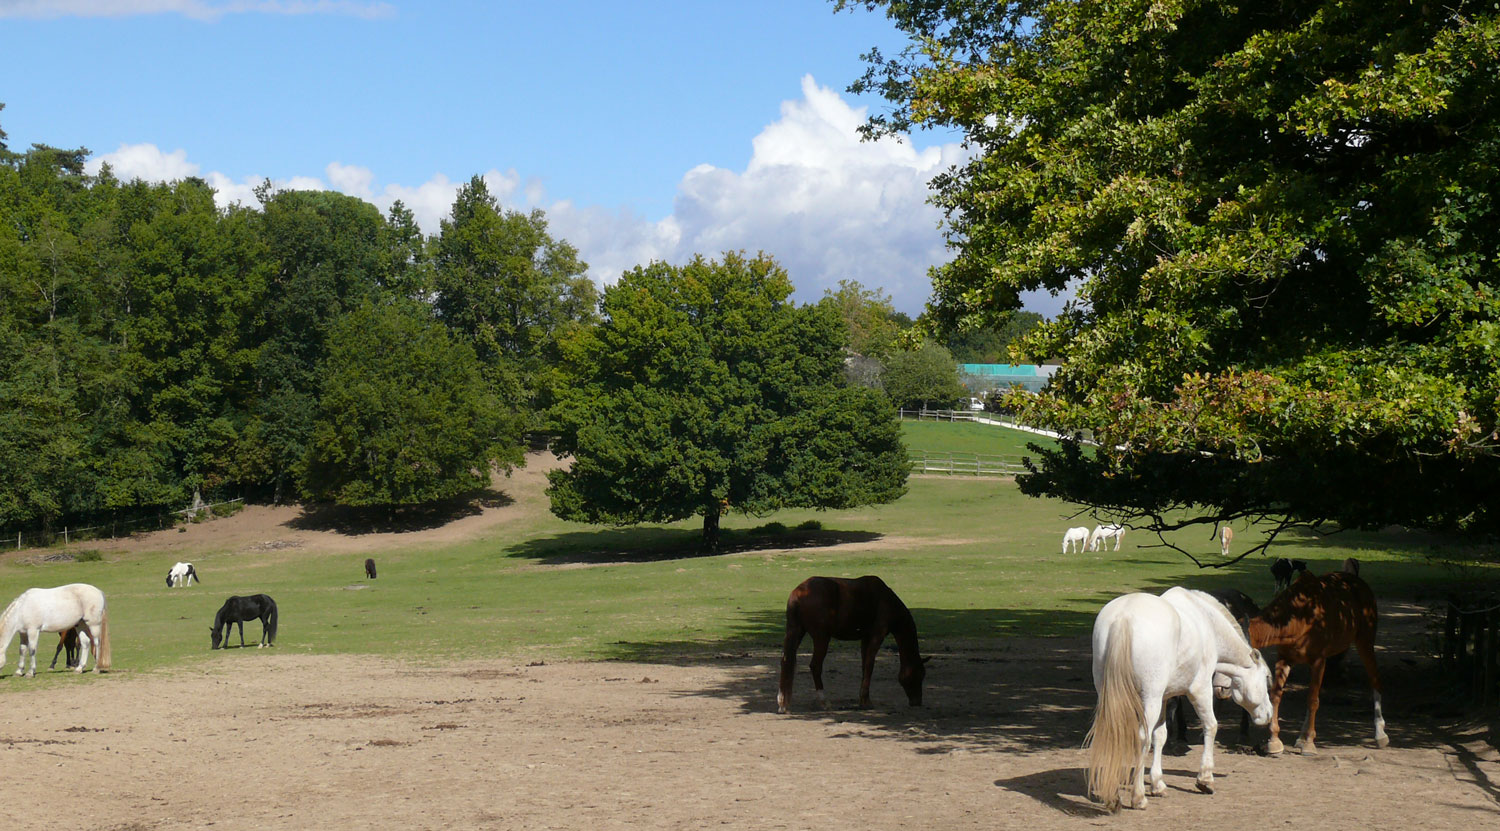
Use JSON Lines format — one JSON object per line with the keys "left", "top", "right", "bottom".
{"left": 0, "top": 616, "right": 1493, "bottom": 830}
{"left": 3, "top": 454, "right": 1497, "bottom": 829}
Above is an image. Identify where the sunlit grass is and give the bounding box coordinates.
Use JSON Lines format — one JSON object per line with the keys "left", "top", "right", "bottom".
{"left": 0, "top": 421, "right": 1489, "bottom": 689}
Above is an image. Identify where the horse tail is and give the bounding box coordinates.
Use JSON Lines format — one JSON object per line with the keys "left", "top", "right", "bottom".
{"left": 1084, "top": 617, "right": 1145, "bottom": 812}
{"left": 96, "top": 608, "right": 112, "bottom": 672}
{"left": 266, "top": 598, "right": 278, "bottom": 644}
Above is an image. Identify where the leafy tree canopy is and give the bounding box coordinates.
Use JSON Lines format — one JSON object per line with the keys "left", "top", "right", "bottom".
{"left": 431, "top": 176, "right": 598, "bottom": 419}
{"left": 842, "top": 1, "right": 1500, "bottom": 550}
{"left": 881, "top": 341, "right": 969, "bottom": 409}
{"left": 303, "top": 301, "right": 524, "bottom": 506}
{"left": 548, "top": 252, "right": 909, "bottom": 548}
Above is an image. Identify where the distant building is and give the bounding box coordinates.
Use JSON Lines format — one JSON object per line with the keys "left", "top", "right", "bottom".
{"left": 957, "top": 363, "right": 1059, "bottom": 394}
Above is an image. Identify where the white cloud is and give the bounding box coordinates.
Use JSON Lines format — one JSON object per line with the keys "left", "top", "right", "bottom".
{"left": 325, "top": 161, "right": 373, "bottom": 200}
{"left": 74, "top": 77, "right": 1074, "bottom": 318}
{"left": 546, "top": 75, "right": 969, "bottom": 314}
{"left": 0, "top": 1, "right": 394, "bottom": 19}
{"left": 86, "top": 142, "right": 199, "bottom": 181}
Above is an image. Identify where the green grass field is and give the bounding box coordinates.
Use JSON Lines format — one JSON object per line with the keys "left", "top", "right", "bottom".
{"left": 1, "top": 421, "right": 1490, "bottom": 689}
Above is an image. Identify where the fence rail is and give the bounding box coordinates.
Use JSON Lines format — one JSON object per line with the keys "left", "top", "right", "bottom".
{"left": 910, "top": 451, "right": 1026, "bottom": 477}
{"left": 0, "top": 498, "right": 244, "bottom": 553}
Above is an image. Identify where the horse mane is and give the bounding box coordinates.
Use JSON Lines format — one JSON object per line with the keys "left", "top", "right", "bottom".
{"left": 0, "top": 595, "right": 19, "bottom": 635}
{"left": 1178, "top": 589, "right": 1256, "bottom": 663}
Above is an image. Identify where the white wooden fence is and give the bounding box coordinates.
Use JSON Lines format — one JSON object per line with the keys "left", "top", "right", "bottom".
{"left": 910, "top": 451, "right": 1027, "bottom": 477}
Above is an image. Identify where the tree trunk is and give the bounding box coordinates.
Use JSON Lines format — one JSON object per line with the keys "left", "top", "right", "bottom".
{"left": 702, "top": 510, "right": 721, "bottom": 552}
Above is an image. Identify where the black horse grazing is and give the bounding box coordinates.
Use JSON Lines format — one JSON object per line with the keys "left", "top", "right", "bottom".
{"left": 210, "top": 594, "right": 278, "bottom": 649}
{"left": 777, "top": 575, "right": 929, "bottom": 714}
{"left": 1270, "top": 558, "right": 1308, "bottom": 593}
{"left": 364, "top": 558, "right": 377, "bottom": 579}
{"left": 1166, "top": 588, "right": 1262, "bottom": 748}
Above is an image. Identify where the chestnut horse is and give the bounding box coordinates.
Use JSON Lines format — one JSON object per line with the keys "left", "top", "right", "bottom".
{"left": 777, "top": 576, "right": 928, "bottom": 714}
{"left": 1248, "top": 570, "right": 1389, "bottom": 754}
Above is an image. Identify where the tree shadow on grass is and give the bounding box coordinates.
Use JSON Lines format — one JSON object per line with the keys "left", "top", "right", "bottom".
{"left": 505, "top": 526, "right": 883, "bottom": 566}
{"left": 288, "top": 489, "right": 514, "bottom": 535}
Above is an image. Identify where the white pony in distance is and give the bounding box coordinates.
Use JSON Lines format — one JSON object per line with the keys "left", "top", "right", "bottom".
{"left": 1062, "top": 526, "right": 1090, "bottom": 553}
{"left": 1089, "top": 524, "right": 1125, "bottom": 551}
{"left": 1084, "top": 587, "right": 1272, "bottom": 811}
{"left": 0, "top": 583, "right": 112, "bottom": 676}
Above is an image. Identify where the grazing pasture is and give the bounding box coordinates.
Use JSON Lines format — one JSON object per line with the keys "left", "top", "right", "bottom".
{"left": 0, "top": 425, "right": 1494, "bottom": 827}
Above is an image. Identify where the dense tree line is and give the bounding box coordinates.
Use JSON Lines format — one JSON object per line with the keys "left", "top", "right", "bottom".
{"left": 2, "top": 112, "right": 915, "bottom": 545}
{"left": 0, "top": 115, "right": 594, "bottom": 533}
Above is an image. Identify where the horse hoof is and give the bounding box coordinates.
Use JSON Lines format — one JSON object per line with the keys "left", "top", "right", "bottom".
{"left": 1196, "top": 781, "right": 1214, "bottom": 795}
{"left": 1375, "top": 734, "right": 1390, "bottom": 749}
{"left": 1265, "top": 738, "right": 1284, "bottom": 756}
{"left": 1299, "top": 742, "right": 1318, "bottom": 756}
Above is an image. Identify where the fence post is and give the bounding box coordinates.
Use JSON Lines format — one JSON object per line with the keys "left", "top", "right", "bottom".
{"left": 64, "top": 527, "right": 68, "bottom": 545}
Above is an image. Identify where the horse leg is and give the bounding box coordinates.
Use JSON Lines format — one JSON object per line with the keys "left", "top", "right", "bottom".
{"left": 809, "top": 635, "right": 831, "bottom": 710}
{"left": 859, "top": 629, "right": 890, "bottom": 709}
{"left": 237, "top": 620, "right": 245, "bottom": 648}
{"left": 1188, "top": 684, "right": 1219, "bottom": 793}
{"left": 1356, "top": 638, "right": 1390, "bottom": 748}
{"left": 16, "top": 631, "right": 31, "bottom": 677}
{"left": 1145, "top": 696, "right": 1169, "bottom": 799}
{"left": 74, "top": 626, "right": 92, "bottom": 673}
{"left": 1297, "top": 658, "right": 1326, "bottom": 754}
{"left": 1265, "top": 657, "right": 1291, "bottom": 755}
{"left": 22, "top": 628, "right": 39, "bottom": 677}
{"left": 777, "top": 624, "right": 804, "bottom": 714}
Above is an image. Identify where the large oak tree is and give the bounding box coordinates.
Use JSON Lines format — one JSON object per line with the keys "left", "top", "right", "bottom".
{"left": 547, "top": 252, "right": 909, "bottom": 549}
{"left": 842, "top": 1, "right": 1500, "bottom": 553}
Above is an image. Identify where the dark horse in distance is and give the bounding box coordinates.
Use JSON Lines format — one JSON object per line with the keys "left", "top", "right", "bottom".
{"left": 210, "top": 594, "right": 278, "bottom": 649}
{"left": 777, "top": 575, "right": 928, "bottom": 714}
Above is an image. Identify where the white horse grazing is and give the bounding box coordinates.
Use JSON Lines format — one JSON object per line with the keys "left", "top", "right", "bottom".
{"left": 0, "top": 584, "right": 112, "bottom": 676}
{"left": 1084, "top": 587, "right": 1273, "bottom": 811}
{"left": 1062, "top": 526, "right": 1090, "bottom": 553}
{"left": 166, "top": 561, "right": 199, "bottom": 588}
{"left": 1220, "top": 526, "right": 1234, "bottom": 557}
{"left": 1089, "top": 524, "right": 1124, "bottom": 551}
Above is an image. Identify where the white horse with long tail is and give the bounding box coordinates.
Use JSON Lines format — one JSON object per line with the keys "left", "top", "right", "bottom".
{"left": 1084, "top": 587, "right": 1272, "bottom": 811}
{"left": 0, "top": 584, "right": 112, "bottom": 676}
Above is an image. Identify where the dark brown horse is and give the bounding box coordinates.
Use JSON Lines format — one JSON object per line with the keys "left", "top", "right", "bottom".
{"left": 48, "top": 624, "right": 85, "bottom": 670}
{"left": 777, "top": 576, "right": 928, "bottom": 714}
{"left": 1248, "top": 571, "right": 1389, "bottom": 755}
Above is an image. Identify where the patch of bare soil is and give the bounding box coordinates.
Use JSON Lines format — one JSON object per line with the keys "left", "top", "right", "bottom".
{"left": 66, "top": 452, "right": 568, "bottom": 560}
{"left": 0, "top": 605, "right": 1495, "bottom": 830}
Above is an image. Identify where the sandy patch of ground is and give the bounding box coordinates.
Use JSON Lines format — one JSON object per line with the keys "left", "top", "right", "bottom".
{"left": 0, "top": 607, "right": 1494, "bottom": 830}
{"left": 70, "top": 452, "right": 568, "bottom": 561}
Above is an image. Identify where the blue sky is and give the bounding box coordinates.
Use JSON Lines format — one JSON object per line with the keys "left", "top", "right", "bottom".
{"left": 1, "top": 1, "right": 1065, "bottom": 317}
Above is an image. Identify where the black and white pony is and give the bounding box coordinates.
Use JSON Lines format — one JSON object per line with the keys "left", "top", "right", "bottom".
{"left": 165, "top": 562, "right": 200, "bottom": 588}
{"left": 210, "top": 594, "right": 278, "bottom": 649}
